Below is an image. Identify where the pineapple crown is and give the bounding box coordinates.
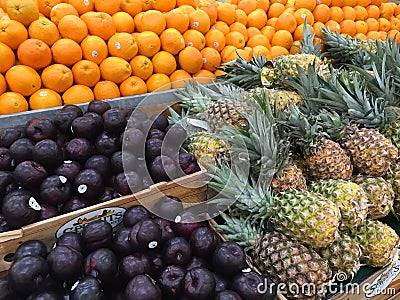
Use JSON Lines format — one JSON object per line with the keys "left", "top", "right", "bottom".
{"left": 298, "top": 18, "right": 322, "bottom": 57}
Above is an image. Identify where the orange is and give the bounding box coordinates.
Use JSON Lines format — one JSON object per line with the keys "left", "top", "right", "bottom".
{"left": 267, "top": 3, "right": 285, "bottom": 18}
{"left": 396, "top": 4, "right": 400, "bottom": 16}
{"left": 5, "top": 65, "right": 41, "bottom": 96}
{"left": 230, "top": 22, "right": 248, "bottom": 41}
{"left": 225, "top": 31, "right": 245, "bottom": 49}
{"left": 120, "top": 75, "right": 147, "bottom": 96}
{"left": 247, "top": 9, "right": 268, "bottom": 29}
{"left": 267, "top": 45, "right": 289, "bottom": 59}
{"left": 293, "top": 23, "right": 313, "bottom": 40}
{"left": 50, "top": 3, "right": 79, "bottom": 25}
{"left": 355, "top": 20, "right": 368, "bottom": 33}
{"left": 378, "top": 30, "right": 387, "bottom": 40}
{"left": 388, "top": 29, "right": 400, "bottom": 43}
{"left": 380, "top": 2, "right": 395, "bottom": 19}
{"left": 192, "top": 69, "right": 215, "bottom": 85}
{"left": 6, "top": 0, "right": 39, "bottom": 26}
{"left": 270, "top": 0, "right": 287, "bottom": 4}
{"left": 72, "top": 59, "right": 100, "bottom": 87}
{"left": 178, "top": 46, "right": 203, "bottom": 73}
{"left": 344, "top": 0, "right": 357, "bottom": 5}
{"left": 313, "top": 21, "right": 325, "bottom": 36}
{"left": 152, "top": 0, "right": 176, "bottom": 12}
{"left": 294, "top": 0, "right": 316, "bottom": 11}
{"left": 235, "top": 9, "right": 247, "bottom": 25}
{"left": 329, "top": 6, "right": 344, "bottom": 23}
{"left": 62, "top": 84, "right": 94, "bottom": 104}
{"left": 391, "top": 16, "right": 400, "bottom": 30}
{"left": 41, "top": 63, "right": 73, "bottom": 92}
{"left": 366, "top": 17, "right": 379, "bottom": 31}
{"left": 0, "top": 19, "right": 28, "bottom": 50}
{"left": 133, "top": 12, "right": 143, "bottom": 32}
{"left": 366, "top": 5, "right": 379, "bottom": 18}
{"left": 177, "top": 0, "right": 199, "bottom": 7}
{"left": 93, "top": 0, "right": 120, "bottom": 15}
{"left": 261, "top": 25, "right": 275, "bottom": 41}
{"left": 179, "top": 4, "right": 195, "bottom": 16}
{"left": 313, "top": 4, "right": 330, "bottom": 23}
{"left": 325, "top": 20, "right": 341, "bottom": 32}
{"left": 29, "top": 88, "right": 62, "bottom": 110}
{"left": 271, "top": 29, "right": 293, "bottom": 49}
{"left": 66, "top": 0, "right": 94, "bottom": 15}
{"left": 331, "top": 0, "right": 344, "bottom": 5}
{"left": 342, "top": 6, "right": 356, "bottom": 20}
{"left": 237, "top": 46, "right": 252, "bottom": 61}
{"left": 130, "top": 55, "right": 153, "bottom": 80}
{"left": 141, "top": 0, "right": 152, "bottom": 11}
{"left": 249, "top": 26, "right": 262, "bottom": 39}
{"left": 169, "top": 69, "right": 192, "bottom": 88}
{"left": 37, "top": 0, "right": 62, "bottom": 18}
{"left": 140, "top": 9, "right": 166, "bottom": 35}
{"left": 0, "top": 42, "right": 14, "bottom": 73}
{"left": 93, "top": 80, "right": 121, "bottom": 100}
{"left": 112, "top": 12, "right": 135, "bottom": 33}
{"left": 274, "top": 12, "right": 297, "bottom": 33}
{"left": 58, "top": 14, "right": 88, "bottom": 43}
{"left": 199, "top": 1, "right": 217, "bottom": 25}
{"left": 120, "top": 0, "right": 142, "bottom": 17}
{"left": 216, "top": 2, "right": 236, "bottom": 25}
{"left": 378, "top": 17, "right": 391, "bottom": 31}
{"left": 166, "top": 8, "right": 189, "bottom": 33}
{"left": 220, "top": 45, "right": 237, "bottom": 63}
{"left": 0, "top": 92, "right": 28, "bottom": 114}
{"left": 354, "top": 32, "right": 367, "bottom": 39}
{"left": 51, "top": 38, "right": 82, "bottom": 66}
{"left": 318, "top": 0, "right": 332, "bottom": 5}
{"left": 340, "top": 19, "right": 356, "bottom": 36}
{"left": 100, "top": 56, "right": 132, "bottom": 84}
{"left": 256, "top": 0, "right": 270, "bottom": 11}
{"left": 136, "top": 30, "right": 161, "bottom": 57}
{"left": 17, "top": 38, "right": 52, "bottom": 70}
{"left": 247, "top": 34, "right": 271, "bottom": 48}
{"left": 146, "top": 73, "right": 170, "bottom": 92}
{"left": 289, "top": 40, "right": 301, "bottom": 54}
{"left": 205, "top": 29, "right": 225, "bottom": 52}
{"left": 183, "top": 29, "right": 205, "bottom": 50}
{"left": 81, "top": 11, "right": 116, "bottom": 41}
{"left": 237, "top": 0, "right": 257, "bottom": 15}
{"left": 366, "top": 30, "right": 381, "bottom": 39}
{"left": 81, "top": 35, "right": 108, "bottom": 64}
{"left": 354, "top": 5, "right": 368, "bottom": 20}
{"left": 0, "top": 73, "right": 6, "bottom": 94}
{"left": 151, "top": 50, "right": 176, "bottom": 75}
{"left": 200, "top": 47, "right": 221, "bottom": 72}
{"left": 107, "top": 32, "right": 138, "bottom": 61}
{"left": 28, "top": 17, "right": 60, "bottom": 46}
{"left": 189, "top": 9, "right": 210, "bottom": 34}
{"left": 294, "top": 8, "right": 314, "bottom": 25}
{"left": 252, "top": 45, "right": 269, "bottom": 57}
{"left": 160, "top": 28, "right": 185, "bottom": 55}
{"left": 212, "top": 20, "right": 229, "bottom": 35}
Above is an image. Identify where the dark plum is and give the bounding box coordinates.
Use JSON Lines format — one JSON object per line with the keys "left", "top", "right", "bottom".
{"left": 61, "top": 105, "right": 83, "bottom": 116}
{"left": 27, "top": 291, "right": 64, "bottom": 300}
{"left": 32, "top": 139, "right": 64, "bottom": 170}
{"left": 0, "top": 215, "right": 10, "bottom": 233}
{"left": 81, "top": 220, "right": 113, "bottom": 253}
{"left": 65, "top": 138, "right": 94, "bottom": 163}
{"left": 37, "top": 204, "right": 59, "bottom": 221}
{"left": 120, "top": 128, "right": 145, "bottom": 157}
{"left": 74, "top": 169, "right": 104, "bottom": 199}
{"left": 70, "top": 277, "right": 102, "bottom": 300}
{"left": 128, "top": 219, "right": 162, "bottom": 251}
{"left": 119, "top": 253, "right": 151, "bottom": 282}
{"left": 53, "top": 110, "right": 81, "bottom": 134}
{"left": 94, "top": 131, "right": 120, "bottom": 157}
{"left": 112, "top": 227, "right": 133, "bottom": 257}
{"left": 13, "top": 240, "right": 48, "bottom": 261}
{"left": 124, "top": 274, "right": 161, "bottom": 300}
{"left": 0, "top": 276, "right": 15, "bottom": 300}
{"left": 0, "top": 147, "right": 13, "bottom": 171}
{"left": 0, "top": 171, "right": 14, "bottom": 199}
{"left": 97, "top": 187, "right": 117, "bottom": 203}
{"left": 25, "top": 118, "right": 57, "bottom": 142}
{"left": 123, "top": 205, "right": 150, "bottom": 227}
{"left": 9, "top": 138, "right": 34, "bottom": 163}
{"left": 71, "top": 116, "right": 103, "bottom": 140}
{"left": 130, "top": 109, "right": 148, "bottom": 122}
{"left": 56, "top": 232, "right": 85, "bottom": 254}
{"left": 2, "top": 189, "right": 40, "bottom": 228}
{"left": 103, "top": 108, "right": 127, "bottom": 135}
{"left": 213, "top": 242, "right": 246, "bottom": 277}
{"left": 84, "top": 155, "right": 111, "bottom": 179}
{"left": 8, "top": 255, "right": 49, "bottom": 296}
{"left": 153, "top": 218, "right": 175, "bottom": 242}
{"left": 13, "top": 161, "right": 47, "bottom": 188}
{"left": 149, "top": 155, "right": 178, "bottom": 183}
{"left": 47, "top": 245, "right": 83, "bottom": 283}
{"left": 114, "top": 172, "right": 143, "bottom": 195}
{"left": 183, "top": 267, "right": 215, "bottom": 300}
{"left": 40, "top": 175, "right": 72, "bottom": 205}
{"left": 122, "top": 152, "right": 141, "bottom": 173}
{"left": 232, "top": 272, "right": 276, "bottom": 300}
{"left": 164, "top": 124, "right": 187, "bottom": 146}
{"left": 55, "top": 133, "right": 72, "bottom": 148}
{"left": 185, "top": 257, "right": 210, "bottom": 271}
{"left": 164, "top": 237, "right": 192, "bottom": 267}
{"left": 159, "top": 265, "right": 186, "bottom": 298}
{"left": 55, "top": 161, "right": 81, "bottom": 182}
{"left": 153, "top": 196, "right": 183, "bottom": 221}
{"left": 0, "top": 127, "right": 24, "bottom": 147}
{"left": 126, "top": 117, "right": 143, "bottom": 131}
{"left": 190, "top": 226, "right": 221, "bottom": 258}
{"left": 214, "top": 273, "right": 229, "bottom": 294}
{"left": 149, "top": 254, "right": 164, "bottom": 278}
{"left": 145, "top": 138, "right": 162, "bottom": 162}
{"left": 84, "top": 248, "right": 118, "bottom": 283}
{"left": 179, "top": 153, "right": 201, "bottom": 175}
{"left": 148, "top": 129, "right": 165, "bottom": 140}
{"left": 216, "top": 291, "right": 243, "bottom": 300}
{"left": 172, "top": 211, "right": 202, "bottom": 239}
{"left": 83, "top": 112, "right": 104, "bottom": 131}
{"left": 110, "top": 151, "right": 123, "bottom": 173}
{"left": 150, "top": 114, "right": 169, "bottom": 131}
{"left": 61, "top": 196, "right": 91, "bottom": 214}
{"left": 87, "top": 100, "right": 111, "bottom": 115}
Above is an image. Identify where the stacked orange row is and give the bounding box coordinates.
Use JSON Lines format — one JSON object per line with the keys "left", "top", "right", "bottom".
{"left": 0, "top": 0, "right": 398, "bottom": 115}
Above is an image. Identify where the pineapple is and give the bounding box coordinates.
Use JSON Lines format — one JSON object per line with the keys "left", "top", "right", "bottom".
{"left": 215, "top": 214, "right": 333, "bottom": 300}
{"left": 308, "top": 179, "right": 369, "bottom": 231}
{"left": 352, "top": 175, "right": 395, "bottom": 219}
{"left": 271, "top": 162, "right": 307, "bottom": 192}
{"left": 318, "top": 232, "right": 362, "bottom": 278}
{"left": 384, "top": 161, "right": 400, "bottom": 215}
{"left": 351, "top": 219, "right": 399, "bottom": 267}
{"left": 247, "top": 87, "right": 303, "bottom": 111}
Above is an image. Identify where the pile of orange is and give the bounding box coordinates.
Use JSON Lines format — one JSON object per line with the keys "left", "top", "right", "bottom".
{"left": 0, "top": 0, "right": 398, "bottom": 115}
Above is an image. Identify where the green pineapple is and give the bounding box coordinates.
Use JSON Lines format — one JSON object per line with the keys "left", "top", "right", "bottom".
{"left": 214, "top": 214, "right": 333, "bottom": 300}
{"left": 384, "top": 161, "right": 400, "bottom": 216}
{"left": 318, "top": 232, "right": 362, "bottom": 278}
{"left": 351, "top": 219, "right": 399, "bottom": 267}
{"left": 352, "top": 175, "right": 394, "bottom": 219}
{"left": 308, "top": 179, "right": 368, "bottom": 231}
{"left": 247, "top": 87, "right": 303, "bottom": 111}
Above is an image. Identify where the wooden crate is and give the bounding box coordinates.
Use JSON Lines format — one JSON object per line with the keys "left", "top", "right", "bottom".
{"left": 0, "top": 170, "right": 208, "bottom": 273}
